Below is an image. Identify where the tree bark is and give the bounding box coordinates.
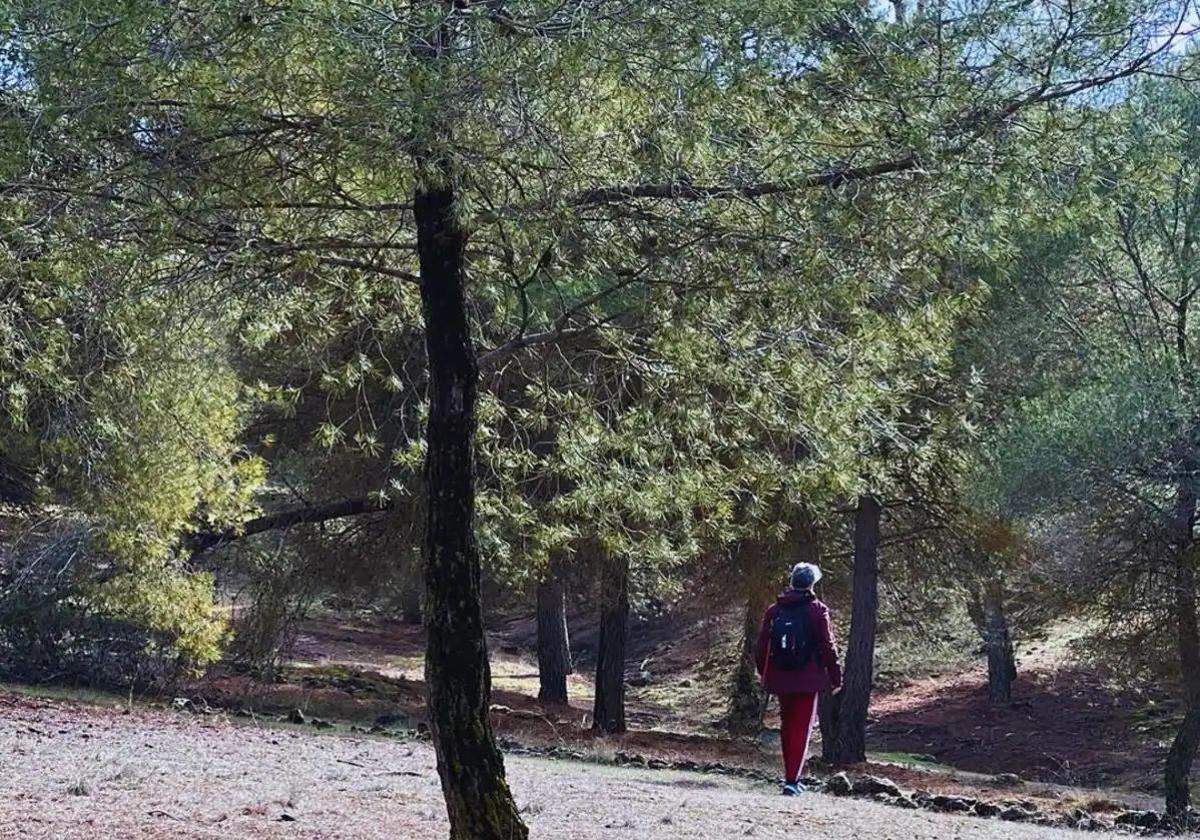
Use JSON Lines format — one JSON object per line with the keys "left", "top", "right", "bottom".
{"left": 593, "top": 555, "right": 630, "bottom": 734}
{"left": 412, "top": 28, "right": 526, "bottom": 831}
{"left": 1166, "top": 705, "right": 1200, "bottom": 825}
{"left": 186, "top": 495, "right": 396, "bottom": 553}
{"left": 725, "top": 539, "right": 771, "bottom": 736}
{"left": 1165, "top": 471, "right": 1200, "bottom": 822}
{"left": 726, "top": 525, "right": 820, "bottom": 737}
{"left": 981, "top": 580, "right": 1017, "bottom": 703}
{"left": 818, "top": 687, "right": 839, "bottom": 763}
{"left": 399, "top": 580, "right": 423, "bottom": 625}
{"left": 826, "top": 495, "right": 881, "bottom": 766}
{"left": 536, "top": 557, "right": 572, "bottom": 705}
{"left": 727, "top": 587, "right": 771, "bottom": 736}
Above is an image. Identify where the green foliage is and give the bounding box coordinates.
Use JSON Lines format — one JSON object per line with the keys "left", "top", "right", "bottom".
{"left": 962, "top": 62, "right": 1200, "bottom": 691}
{"left": 0, "top": 527, "right": 189, "bottom": 687}
{"left": 978, "top": 354, "right": 1186, "bottom": 514}
{"left": 0, "top": 249, "right": 260, "bottom": 664}
{"left": 0, "top": 0, "right": 1192, "bottom": 665}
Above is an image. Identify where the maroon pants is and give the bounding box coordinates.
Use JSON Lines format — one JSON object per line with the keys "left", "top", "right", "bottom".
{"left": 779, "top": 692, "right": 819, "bottom": 783}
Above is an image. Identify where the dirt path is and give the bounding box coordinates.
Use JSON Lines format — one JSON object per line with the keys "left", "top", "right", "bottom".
{"left": 0, "top": 692, "right": 1125, "bottom": 840}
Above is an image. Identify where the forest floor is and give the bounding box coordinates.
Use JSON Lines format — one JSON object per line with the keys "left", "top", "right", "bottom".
{"left": 180, "top": 607, "right": 1175, "bottom": 817}
{"left": 0, "top": 689, "right": 1144, "bottom": 840}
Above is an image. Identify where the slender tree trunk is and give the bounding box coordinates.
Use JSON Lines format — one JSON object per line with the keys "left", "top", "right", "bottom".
{"left": 1165, "top": 471, "right": 1200, "bottom": 823}
{"left": 827, "top": 495, "right": 881, "bottom": 766}
{"left": 399, "top": 576, "right": 423, "bottom": 625}
{"left": 965, "top": 573, "right": 1017, "bottom": 703}
{"left": 412, "top": 32, "right": 526, "bottom": 830}
{"left": 593, "top": 555, "right": 629, "bottom": 734}
{"left": 537, "top": 557, "right": 572, "bottom": 704}
{"left": 981, "top": 580, "right": 1017, "bottom": 703}
{"left": 727, "top": 524, "right": 820, "bottom": 736}
{"left": 818, "top": 688, "right": 839, "bottom": 762}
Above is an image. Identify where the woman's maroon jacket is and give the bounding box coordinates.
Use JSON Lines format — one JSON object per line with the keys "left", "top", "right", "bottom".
{"left": 754, "top": 590, "right": 843, "bottom": 695}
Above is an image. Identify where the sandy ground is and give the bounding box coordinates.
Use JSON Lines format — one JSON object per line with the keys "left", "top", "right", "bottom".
{"left": 0, "top": 692, "right": 1122, "bottom": 840}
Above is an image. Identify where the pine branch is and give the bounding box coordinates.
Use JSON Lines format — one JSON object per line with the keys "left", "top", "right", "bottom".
{"left": 185, "top": 496, "right": 396, "bottom": 554}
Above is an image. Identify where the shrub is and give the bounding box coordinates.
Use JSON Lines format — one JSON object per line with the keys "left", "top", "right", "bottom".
{"left": 0, "top": 526, "right": 204, "bottom": 688}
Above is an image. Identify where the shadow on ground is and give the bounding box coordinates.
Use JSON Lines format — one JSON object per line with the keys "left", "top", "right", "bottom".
{"left": 868, "top": 665, "right": 1175, "bottom": 790}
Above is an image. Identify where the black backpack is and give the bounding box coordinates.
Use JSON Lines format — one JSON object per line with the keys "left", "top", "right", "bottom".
{"left": 770, "top": 601, "right": 815, "bottom": 671}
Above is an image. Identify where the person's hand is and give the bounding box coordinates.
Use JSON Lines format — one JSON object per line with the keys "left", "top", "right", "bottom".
{"left": 831, "top": 685, "right": 843, "bottom": 696}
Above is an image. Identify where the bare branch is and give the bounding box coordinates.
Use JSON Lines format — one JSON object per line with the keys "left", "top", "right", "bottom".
{"left": 185, "top": 496, "right": 396, "bottom": 554}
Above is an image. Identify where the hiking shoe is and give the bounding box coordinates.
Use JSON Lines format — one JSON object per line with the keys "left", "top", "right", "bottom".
{"left": 781, "top": 782, "right": 805, "bottom": 796}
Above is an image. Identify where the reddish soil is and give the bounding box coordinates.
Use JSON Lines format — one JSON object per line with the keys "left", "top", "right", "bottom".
{"left": 869, "top": 666, "right": 1173, "bottom": 791}
{"left": 290, "top": 618, "right": 427, "bottom": 666}
{"left": 181, "top": 610, "right": 1172, "bottom": 813}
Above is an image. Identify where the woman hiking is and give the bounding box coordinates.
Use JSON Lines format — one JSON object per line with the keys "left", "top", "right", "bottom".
{"left": 754, "top": 562, "right": 842, "bottom": 796}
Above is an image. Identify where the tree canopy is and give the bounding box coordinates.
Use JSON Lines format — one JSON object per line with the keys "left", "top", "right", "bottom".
{"left": 2, "top": 0, "right": 1200, "bottom": 834}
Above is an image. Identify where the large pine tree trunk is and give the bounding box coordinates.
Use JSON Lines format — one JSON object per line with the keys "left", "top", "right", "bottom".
{"left": 1166, "top": 705, "right": 1200, "bottom": 824}
{"left": 826, "top": 495, "right": 881, "bottom": 766}
{"left": 981, "top": 580, "right": 1017, "bottom": 704}
{"left": 726, "top": 539, "right": 771, "bottom": 736}
{"left": 412, "top": 37, "right": 526, "bottom": 830}
{"left": 1165, "top": 472, "right": 1200, "bottom": 822}
{"left": 727, "top": 586, "right": 771, "bottom": 736}
{"left": 593, "top": 555, "right": 630, "bottom": 734}
{"left": 537, "top": 557, "right": 572, "bottom": 704}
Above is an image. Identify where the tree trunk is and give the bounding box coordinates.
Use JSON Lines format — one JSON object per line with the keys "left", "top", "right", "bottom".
{"left": 981, "top": 580, "right": 1017, "bottom": 703}
{"left": 1165, "top": 472, "right": 1200, "bottom": 822}
{"left": 593, "top": 555, "right": 629, "bottom": 734}
{"left": 727, "top": 588, "right": 770, "bottom": 736}
{"left": 725, "top": 539, "right": 771, "bottom": 736}
{"left": 727, "top": 525, "right": 820, "bottom": 736}
{"left": 399, "top": 580, "right": 423, "bottom": 625}
{"left": 536, "top": 557, "right": 572, "bottom": 705}
{"left": 818, "top": 687, "right": 839, "bottom": 763}
{"left": 413, "top": 83, "right": 526, "bottom": 836}
{"left": 826, "top": 495, "right": 881, "bottom": 766}
{"left": 1166, "top": 706, "right": 1200, "bottom": 825}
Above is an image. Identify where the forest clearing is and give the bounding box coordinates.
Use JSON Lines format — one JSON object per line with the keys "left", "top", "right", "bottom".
{"left": 0, "top": 687, "right": 1097, "bottom": 840}
{"left": 4, "top": 0, "right": 1200, "bottom": 837}
{"left": 0, "top": 606, "right": 1189, "bottom": 837}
